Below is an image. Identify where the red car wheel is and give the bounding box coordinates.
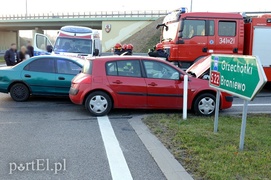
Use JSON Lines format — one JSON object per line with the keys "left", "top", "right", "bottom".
{"left": 85, "top": 91, "right": 112, "bottom": 116}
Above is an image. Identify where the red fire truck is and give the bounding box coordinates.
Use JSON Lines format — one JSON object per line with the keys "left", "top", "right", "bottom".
{"left": 156, "top": 8, "right": 271, "bottom": 81}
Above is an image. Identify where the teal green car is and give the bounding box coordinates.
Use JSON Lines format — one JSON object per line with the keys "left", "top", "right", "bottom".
{"left": 0, "top": 55, "right": 84, "bottom": 101}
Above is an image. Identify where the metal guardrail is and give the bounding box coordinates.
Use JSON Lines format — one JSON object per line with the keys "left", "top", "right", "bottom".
{"left": 244, "top": 11, "right": 271, "bottom": 15}
{"left": 0, "top": 10, "right": 168, "bottom": 20}
{"left": 242, "top": 11, "right": 271, "bottom": 17}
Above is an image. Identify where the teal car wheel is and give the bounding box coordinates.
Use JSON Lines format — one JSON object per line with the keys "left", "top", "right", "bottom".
{"left": 10, "top": 83, "right": 30, "bottom": 102}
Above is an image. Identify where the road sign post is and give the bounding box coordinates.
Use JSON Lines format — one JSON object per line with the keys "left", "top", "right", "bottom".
{"left": 209, "top": 54, "right": 267, "bottom": 150}
{"left": 214, "top": 90, "right": 220, "bottom": 133}
{"left": 239, "top": 100, "right": 249, "bottom": 150}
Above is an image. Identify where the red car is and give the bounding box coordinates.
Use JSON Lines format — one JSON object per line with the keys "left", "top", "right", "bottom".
{"left": 69, "top": 56, "right": 232, "bottom": 116}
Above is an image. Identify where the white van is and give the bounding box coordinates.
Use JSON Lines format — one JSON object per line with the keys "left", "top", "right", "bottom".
{"left": 34, "top": 26, "right": 101, "bottom": 58}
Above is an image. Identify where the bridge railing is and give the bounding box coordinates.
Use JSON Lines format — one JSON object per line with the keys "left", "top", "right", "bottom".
{"left": 0, "top": 10, "right": 168, "bottom": 20}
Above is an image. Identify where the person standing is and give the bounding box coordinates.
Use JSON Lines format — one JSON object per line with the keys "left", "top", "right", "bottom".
{"left": 121, "top": 44, "right": 127, "bottom": 55}
{"left": 148, "top": 43, "right": 168, "bottom": 59}
{"left": 27, "top": 40, "right": 34, "bottom": 57}
{"left": 113, "top": 43, "right": 122, "bottom": 55}
{"left": 4, "top": 43, "right": 18, "bottom": 66}
{"left": 17, "top": 46, "right": 28, "bottom": 63}
{"left": 126, "top": 44, "right": 133, "bottom": 55}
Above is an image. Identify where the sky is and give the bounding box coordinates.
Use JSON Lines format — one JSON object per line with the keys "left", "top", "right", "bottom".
{"left": 0, "top": 0, "right": 270, "bottom": 15}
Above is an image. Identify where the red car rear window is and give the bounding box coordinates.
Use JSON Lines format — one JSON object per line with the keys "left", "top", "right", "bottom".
{"left": 82, "top": 60, "right": 93, "bottom": 74}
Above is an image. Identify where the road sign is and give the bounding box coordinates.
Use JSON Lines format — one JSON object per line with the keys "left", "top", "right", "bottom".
{"left": 209, "top": 54, "right": 267, "bottom": 101}
{"left": 209, "top": 54, "right": 267, "bottom": 151}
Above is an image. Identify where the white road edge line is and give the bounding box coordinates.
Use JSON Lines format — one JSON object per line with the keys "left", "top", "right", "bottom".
{"left": 232, "top": 104, "right": 271, "bottom": 107}
{"left": 97, "top": 116, "right": 133, "bottom": 180}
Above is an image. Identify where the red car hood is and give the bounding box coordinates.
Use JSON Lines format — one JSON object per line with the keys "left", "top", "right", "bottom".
{"left": 186, "top": 56, "right": 211, "bottom": 78}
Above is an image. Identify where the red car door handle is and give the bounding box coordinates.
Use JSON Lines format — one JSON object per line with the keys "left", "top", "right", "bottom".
{"left": 148, "top": 82, "right": 157, "bottom": 86}
{"left": 113, "top": 80, "right": 122, "bottom": 84}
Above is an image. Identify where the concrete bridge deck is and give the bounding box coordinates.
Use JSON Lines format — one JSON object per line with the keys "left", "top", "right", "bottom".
{"left": 0, "top": 10, "right": 168, "bottom": 30}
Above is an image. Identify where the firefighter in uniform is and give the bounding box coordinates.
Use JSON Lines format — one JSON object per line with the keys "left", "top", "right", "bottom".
{"left": 113, "top": 43, "right": 122, "bottom": 55}
{"left": 121, "top": 44, "right": 127, "bottom": 55}
{"left": 125, "top": 44, "right": 133, "bottom": 55}
{"left": 148, "top": 43, "right": 168, "bottom": 59}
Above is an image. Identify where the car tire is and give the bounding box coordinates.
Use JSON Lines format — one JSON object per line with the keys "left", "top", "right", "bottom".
{"left": 85, "top": 91, "right": 112, "bottom": 116}
{"left": 10, "top": 83, "right": 30, "bottom": 102}
{"left": 194, "top": 93, "right": 216, "bottom": 116}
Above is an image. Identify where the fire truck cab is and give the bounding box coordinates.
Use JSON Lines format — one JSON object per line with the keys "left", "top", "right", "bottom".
{"left": 157, "top": 8, "right": 271, "bottom": 81}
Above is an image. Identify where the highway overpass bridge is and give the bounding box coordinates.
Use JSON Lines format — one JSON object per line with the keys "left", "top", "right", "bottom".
{"left": 0, "top": 10, "right": 167, "bottom": 52}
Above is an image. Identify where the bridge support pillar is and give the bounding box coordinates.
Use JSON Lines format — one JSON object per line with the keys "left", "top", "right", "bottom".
{"left": 16, "top": 31, "right": 20, "bottom": 49}
{"left": 0, "top": 31, "right": 17, "bottom": 51}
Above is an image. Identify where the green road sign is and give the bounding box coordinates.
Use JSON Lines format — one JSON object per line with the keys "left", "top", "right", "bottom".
{"left": 209, "top": 54, "right": 267, "bottom": 101}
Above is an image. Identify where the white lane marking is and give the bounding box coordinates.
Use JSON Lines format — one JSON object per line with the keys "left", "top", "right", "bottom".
{"left": 232, "top": 104, "right": 271, "bottom": 107}
{"left": 97, "top": 116, "right": 133, "bottom": 180}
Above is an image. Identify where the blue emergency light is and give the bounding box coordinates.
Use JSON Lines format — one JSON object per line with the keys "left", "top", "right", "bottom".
{"left": 61, "top": 26, "right": 93, "bottom": 33}
{"left": 180, "top": 7, "right": 187, "bottom": 13}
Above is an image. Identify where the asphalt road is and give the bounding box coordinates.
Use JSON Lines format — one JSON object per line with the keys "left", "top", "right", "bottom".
{"left": 0, "top": 94, "right": 166, "bottom": 180}
{"left": 221, "top": 88, "right": 271, "bottom": 114}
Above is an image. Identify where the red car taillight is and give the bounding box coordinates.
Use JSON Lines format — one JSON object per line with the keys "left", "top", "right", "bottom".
{"left": 73, "top": 74, "right": 92, "bottom": 84}
{"left": 71, "top": 83, "right": 79, "bottom": 89}
{"left": 80, "top": 76, "right": 92, "bottom": 84}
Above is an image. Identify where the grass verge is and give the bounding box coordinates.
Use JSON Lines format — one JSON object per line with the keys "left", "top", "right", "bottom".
{"left": 143, "top": 114, "right": 271, "bottom": 180}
